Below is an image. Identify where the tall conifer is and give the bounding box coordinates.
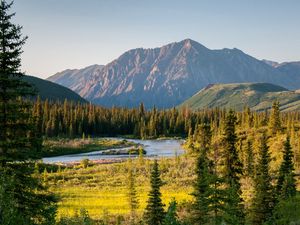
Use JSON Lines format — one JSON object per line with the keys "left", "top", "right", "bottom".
{"left": 251, "top": 133, "right": 274, "bottom": 225}
{"left": 144, "top": 160, "right": 165, "bottom": 225}
{"left": 222, "top": 110, "right": 244, "bottom": 225}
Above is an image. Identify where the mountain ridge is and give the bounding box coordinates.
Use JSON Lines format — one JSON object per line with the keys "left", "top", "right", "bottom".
{"left": 47, "top": 39, "right": 300, "bottom": 108}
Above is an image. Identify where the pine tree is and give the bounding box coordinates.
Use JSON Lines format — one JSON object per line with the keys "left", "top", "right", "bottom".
{"left": 0, "top": 0, "right": 36, "bottom": 164}
{"left": 144, "top": 160, "right": 165, "bottom": 225}
{"left": 222, "top": 110, "right": 244, "bottom": 225}
{"left": 192, "top": 123, "right": 212, "bottom": 224}
{"left": 0, "top": 1, "right": 56, "bottom": 224}
{"left": 276, "top": 136, "right": 296, "bottom": 199}
{"left": 268, "top": 101, "right": 281, "bottom": 135}
{"left": 251, "top": 133, "right": 274, "bottom": 225}
{"left": 163, "top": 198, "right": 180, "bottom": 225}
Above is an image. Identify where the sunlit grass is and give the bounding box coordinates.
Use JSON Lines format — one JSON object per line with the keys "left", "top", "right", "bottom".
{"left": 47, "top": 156, "right": 194, "bottom": 219}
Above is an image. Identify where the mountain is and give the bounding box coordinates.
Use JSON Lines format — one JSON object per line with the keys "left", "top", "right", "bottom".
{"left": 47, "top": 39, "right": 299, "bottom": 108}
{"left": 179, "top": 83, "right": 300, "bottom": 111}
{"left": 23, "top": 75, "right": 87, "bottom": 103}
{"left": 276, "top": 61, "right": 300, "bottom": 81}
{"left": 47, "top": 64, "right": 104, "bottom": 96}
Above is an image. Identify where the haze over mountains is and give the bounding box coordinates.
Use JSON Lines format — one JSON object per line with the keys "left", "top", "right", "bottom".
{"left": 47, "top": 39, "right": 300, "bottom": 109}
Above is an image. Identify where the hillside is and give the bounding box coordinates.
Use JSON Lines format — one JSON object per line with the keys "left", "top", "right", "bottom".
{"left": 179, "top": 83, "right": 300, "bottom": 111}
{"left": 23, "top": 75, "right": 87, "bottom": 103}
{"left": 48, "top": 39, "right": 299, "bottom": 109}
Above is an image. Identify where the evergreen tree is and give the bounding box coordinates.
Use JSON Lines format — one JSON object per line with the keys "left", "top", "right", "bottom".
{"left": 276, "top": 136, "right": 296, "bottom": 199}
{"left": 268, "top": 101, "right": 281, "bottom": 135}
{"left": 163, "top": 198, "right": 181, "bottom": 225}
{"left": 245, "top": 139, "right": 254, "bottom": 177}
{"left": 0, "top": 0, "right": 36, "bottom": 164}
{"left": 144, "top": 160, "right": 165, "bottom": 225}
{"left": 222, "top": 110, "right": 244, "bottom": 225}
{"left": 0, "top": 1, "right": 56, "bottom": 224}
{"left": 251, "top": 133, "right": 274, "bottom": 225}
{"left": 191, "top": 123, "right": 212, "bottom": 224}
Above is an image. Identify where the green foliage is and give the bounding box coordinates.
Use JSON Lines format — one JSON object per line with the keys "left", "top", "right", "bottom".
{"left": 268, "top": 101, "right": 282, "bottom": 135}
{"left": 144, "top": 160, "right": 165, "bottom": 225}
{"left": 0, "top": 0, "right": 38, "bottom": 163}
{"left": 276, "top": 136, "right": 297, "bottom": 199}
{"left": 0, "top": 1, "right": 57, "bottom": 224}
{"left": 271, "top": 194, "right": 300, "bottom": 225}
{"left": 0, "top": 165, "right": 57, "bottom": 225}
{"left": 191, "top": 123, "right": 224, "bottom": 225}
{"left": 222, "top": 110, "right": 245, "bottom": 225}
{"left": 251, "top": 133, "right": 274, "bottom": 225}
{"left": 163, "top": 199, "right": 181, "bottom": 225}
{"left": 57, "top": 208, "right": 93, "bottom": 225}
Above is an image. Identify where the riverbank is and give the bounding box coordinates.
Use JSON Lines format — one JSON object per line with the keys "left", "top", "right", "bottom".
{"left": 43, "top": 138, "right": 185, "bottom": 164}
{"left": 41, "top": 138, "right": 138, "bottom": 157}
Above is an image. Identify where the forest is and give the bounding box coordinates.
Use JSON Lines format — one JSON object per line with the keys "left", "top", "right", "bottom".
{"left": 0, "top": 1, "right": 299, "bottom": 225}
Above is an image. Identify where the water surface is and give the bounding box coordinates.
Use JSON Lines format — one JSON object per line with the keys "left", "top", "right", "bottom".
{"left": 43, "top": 138, "right": 185, "bottom": 164}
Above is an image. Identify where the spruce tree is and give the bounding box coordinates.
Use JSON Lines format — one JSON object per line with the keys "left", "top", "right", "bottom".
{"left": 276, "top": 136, "right": 296, "bottom": 199}
{"left": 163, "top": 198, "right": 180, "bottom": 225}
{"left": 0, "top": 0, "right": 37, "bottom": 164}
{"left": 222, "top": 110, "right": 244, "bottom": 225}
{"left": 191, "top": 123, "right": 212, "bottom": 224}
{"left": 268, "top": 101, "right": 281, "bottom": 135}
{"left": 144, "top": 160, "right": 165, "bottom": 225}
{"left": 251, "top": 133, "right": 274, "bottom": 225}
{"left": 0, "top": 1, "right": 56, "bottom": 224}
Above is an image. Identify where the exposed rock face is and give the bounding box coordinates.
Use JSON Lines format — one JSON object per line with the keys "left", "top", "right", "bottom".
{"left": 48, "top": 39, "right": 299, "bottom": 108}
{"left": 48, "top": 64, "right": 104, "bottom": 96}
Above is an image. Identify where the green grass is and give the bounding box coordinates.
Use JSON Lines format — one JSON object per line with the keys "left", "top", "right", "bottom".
{"left": 41, "top": 138, "right": 137, "bottom": 157}
{"left": 46, "top": 156, "right": 194, "bottom": 219}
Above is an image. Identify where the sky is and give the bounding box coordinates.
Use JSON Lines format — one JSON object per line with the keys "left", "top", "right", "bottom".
{"left": 12, "top": 0, "right": 300, "bottom": 79}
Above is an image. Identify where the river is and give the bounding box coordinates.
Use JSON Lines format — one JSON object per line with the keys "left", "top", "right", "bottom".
{"left": 42, "top": 138, "right": 185, "bottom": 164}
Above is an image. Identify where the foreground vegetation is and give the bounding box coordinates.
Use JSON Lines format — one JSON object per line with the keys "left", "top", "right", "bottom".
{"left": 42, "top": 105, "right": 300, "bottom": 224}
{"left": 44, "top": 153, "right": 299, "bottom": 224}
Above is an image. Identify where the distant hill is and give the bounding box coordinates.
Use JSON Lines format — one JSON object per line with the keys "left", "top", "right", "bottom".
{"left": 23, "top": 75, "right": 87, "bottom": 103}
{"left": 47, "top": 39, "right": 300, "bottom": 109}
{"left": 179, "top": 83, "right": 300, "bottom": 111}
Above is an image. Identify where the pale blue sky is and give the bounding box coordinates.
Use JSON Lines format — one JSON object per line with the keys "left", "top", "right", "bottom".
{"left": 13, "top": 0, "right": 300, "bottom": 78}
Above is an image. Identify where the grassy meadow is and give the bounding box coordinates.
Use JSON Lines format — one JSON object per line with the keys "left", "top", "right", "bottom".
{"left": 45, "top": 156, "right": 194, "bottom": 220}
{"left": 45, "top": 153, "right": 300, "bottom": 222}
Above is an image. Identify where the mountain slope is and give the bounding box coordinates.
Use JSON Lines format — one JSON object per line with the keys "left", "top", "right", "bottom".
{"left": 48, "top": 39, "right": 299, "bottom": 108}
{"left": 47, "top": 64, "right": 104, "bottom": 96}
{"left": 179, "top": 83, "right": 300, "bottom": 111}
{"left": 23, "top": 75, "right": 87, "bottom": 103}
